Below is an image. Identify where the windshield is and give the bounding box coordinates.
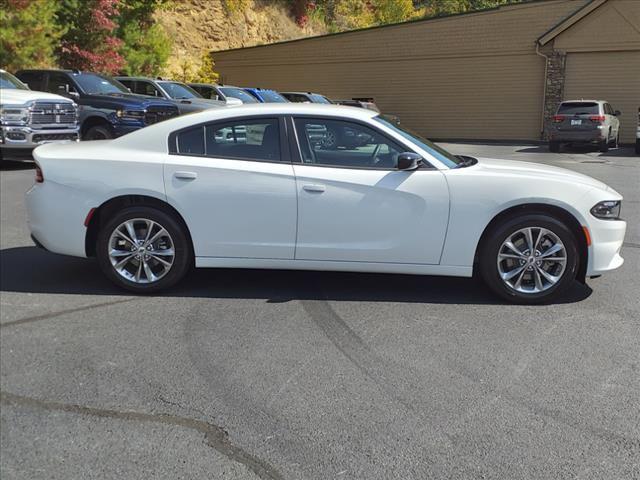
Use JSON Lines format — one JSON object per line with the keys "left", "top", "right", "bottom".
{"left": 309, "top": 93, "right": 331, "bottom": 104}
{"left": 374, "top": 116, "right": 462, "bottom": 168}
{"left": 0, "top": 71, "right": 29, "bottom": 90}
{"left": 158, "top": 81, "right": 201, "bottom": 99}
{"left": 74, "top": 73, "right": 129, "bottom": 94}
{"left": 256, "top": 90, "right": 288, "bottom": 103}
{"left": 220, "top": 87, "right": 259, "bottom": 103}
{"left": 557, "top": 102, "right": 599, "bottom": 115}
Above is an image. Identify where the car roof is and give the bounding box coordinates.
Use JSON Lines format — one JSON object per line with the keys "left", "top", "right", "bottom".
{"left": 114, "top": 103, "right": 379, "bottom": 149}
{"left": 281, "top": 92, "right": 322, "bottom": 95}
{"left": 561, "top": 100, "right": 603, "bottom": 103}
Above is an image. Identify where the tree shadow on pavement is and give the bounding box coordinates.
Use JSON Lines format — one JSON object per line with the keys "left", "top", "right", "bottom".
{"left": 0, "top": 247, "right": 593, "bottom": 305}
{"left": 515, "top": 145, "right": 635, "bottom": 157}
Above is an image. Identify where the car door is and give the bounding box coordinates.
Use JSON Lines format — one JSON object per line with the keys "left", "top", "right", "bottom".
{"left": 290, "top": 116, "right": 449, "bottom": 264}
{"left": 164, "top": 116, "right": 298, "bottom": 259}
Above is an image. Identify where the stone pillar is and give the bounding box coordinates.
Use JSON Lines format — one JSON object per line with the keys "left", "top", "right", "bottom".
{"left": 542, "top": 52, "right": 566, "bottom": 140}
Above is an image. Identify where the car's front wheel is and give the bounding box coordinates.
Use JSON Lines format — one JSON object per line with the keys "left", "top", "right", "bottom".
{"left": 479, "top": 214, "right": 579, "bottom": 304}
{"left": 96, "top": 206, "right": 192, "bottom": 293}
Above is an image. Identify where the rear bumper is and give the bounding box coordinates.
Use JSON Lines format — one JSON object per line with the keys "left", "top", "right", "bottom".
{"left": 587, "top": 219, "right": 626, "bottom": 276}
{"left": 549, "top": 129, "right": 606, "bottom": 144}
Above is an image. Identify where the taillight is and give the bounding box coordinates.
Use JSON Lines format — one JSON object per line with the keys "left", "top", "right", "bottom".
{"left": 35, "top": 164, "right": 44, "bottom": 183}
{"left": 553, "top": 115, "right": 565, "bottom": 123}
{"left": 589, "top": 115, "right": 605, "bottom": 123}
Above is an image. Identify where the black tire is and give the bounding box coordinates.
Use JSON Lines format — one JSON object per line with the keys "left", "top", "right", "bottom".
{"left": 549, "top": 141, "right": 561, "bottom": 153}
{"left": 610, "top": 133, "right": 619, "bottom": 149}
{"left": 479, "top": 214, "right": 579, "bottom": 304}
{"left": 96, "top": 206, "right": 192, "bottom": 293}
{"left": 84, "top": 125, "right": 113, "bottom": 141}
{"left": 599, "top": 139, "right": 609, "bottom": 153}
{"left": 636, "top": 139, "right": 640, "bottom": 155}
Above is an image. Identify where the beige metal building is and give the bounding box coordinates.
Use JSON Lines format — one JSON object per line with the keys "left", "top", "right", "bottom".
{"left": 213, "top": 0, "right": 640, "bottom": 143}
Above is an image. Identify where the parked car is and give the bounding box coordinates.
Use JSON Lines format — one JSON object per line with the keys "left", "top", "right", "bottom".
{"left": 15, "top": 69, "right": 179, "bottom": 140}
{"left": 549, "top": 100, "right": 621, "bottom": 153}
{"left": 242, "top": 88, "right": 289, "bottom": 103}
{"left": 636, "top": 107, "right": 640, "bottom": 155}
{"left": 334, "top": 98, "right": 380, "bottom": 112}
{"left": 115, "top": 77, "right": 238, "bottom": 114}
{"left": 280, "top": 92, "right": 333, "bottom": 104}
{"left": 27, "top": 104, "right": 625, "bottom": 304}
{"left": 1, "top": 69, "right": 79, "bottom": 161}
{"left": 187, "top": 83, "right": 259, "bottom": 104}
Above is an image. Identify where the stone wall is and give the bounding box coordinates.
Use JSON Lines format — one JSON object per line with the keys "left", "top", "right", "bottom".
{"left": 542, "top": 52, "right": 566, "bottom": 140}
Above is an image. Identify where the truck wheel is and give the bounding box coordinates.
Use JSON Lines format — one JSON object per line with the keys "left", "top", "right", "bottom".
{"left": 84, "top": 125, "right": 113, "bottom": 141}
{"left": 635, "top": 140, "right": 640, "bottom": 155}
{"left": 549, "top": 141, "right": 561, "bottom": 153}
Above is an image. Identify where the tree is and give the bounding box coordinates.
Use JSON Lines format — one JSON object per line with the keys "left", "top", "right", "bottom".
{"left": 421, "top": 0, "right": 519, "bottom": 17}
{"left": 116, "top": 0, "right": 172, "bottom": 76}
{"left": 57, "top": 0, "right": 125, "bottom": 74}
{"left": 193, "top": 52, "right": 220, "bottom": 84}
{"left": 0, "top": 0, "right": 64, "bottom": 71}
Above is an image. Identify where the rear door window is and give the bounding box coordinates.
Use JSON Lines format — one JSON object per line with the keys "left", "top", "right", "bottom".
{"left": 557, "top": 102, "right": 599, "bottom": 115}
{"left": 176, "top": 126, "right": 205, "bottom": 155}
{"left": 17, "top": 71, "right": 45, "bottom": 91}
{"left": 205, "top": 118, "right": 281, "bottom": 162}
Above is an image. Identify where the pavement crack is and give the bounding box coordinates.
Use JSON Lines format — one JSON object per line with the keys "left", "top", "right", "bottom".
{"left": 0, "top": 390, "right": 283, "bottom": 480}
{"left": 0, "top": 298, "right": 138, "bottom": 329}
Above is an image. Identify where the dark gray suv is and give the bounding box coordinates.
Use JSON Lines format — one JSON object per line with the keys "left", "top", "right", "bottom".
{"left": 549, "top": 100, "right": 621, "bottom": 153}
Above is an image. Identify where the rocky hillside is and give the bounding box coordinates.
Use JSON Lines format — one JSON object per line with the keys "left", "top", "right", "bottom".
{"left": 155, "top": 0, "right": 326, "bottom": 76}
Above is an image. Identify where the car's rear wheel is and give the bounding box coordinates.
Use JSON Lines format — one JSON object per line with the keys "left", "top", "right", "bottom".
{"left": 479, "top": 214, "right": 579, "bottom": 304}
{"left": 84, "top": 125, "right": 113, "bottom": 141}
{"left": 599, "top": 139, "right": 609, "bottom": 153}
{"left": 96, "top": 206, "right": 192, "bottom": 293}
{"left": 549, "top": 141, "right": 561, "bottom": 153}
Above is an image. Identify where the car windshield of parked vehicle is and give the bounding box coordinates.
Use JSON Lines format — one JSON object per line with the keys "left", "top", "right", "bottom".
{"left": 374, "top": 116, "right": 463, "bottom": 168}
{"left": 158, "top": 81, "right": 201, "bottom": 99}
{"left": 557, "top": 102, "right": 599, "bottom": 115}
{"left": 0, "top": 71, "right": 29, "bottom": 90}
{"left": 219, "top": 87, "right": 259, "bottom": 103}
{"left": 309, "top": 93, "right": 332, "bottom": 104}
{"left": 258, "top": 90, "right": 288, "bottom": 103}
{"left": 74, "top": 73, "right": 129, "bottom": 95}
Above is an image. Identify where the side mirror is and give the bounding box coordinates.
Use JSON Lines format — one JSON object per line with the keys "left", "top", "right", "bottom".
{"left": 614, "top": 110, "right": 621, "bottom": 116}
{"left": 397, "top": 152, "right": 423, "bottom": 171}
{"left": 57, "top": 84, "right": 68, "bottom": 94}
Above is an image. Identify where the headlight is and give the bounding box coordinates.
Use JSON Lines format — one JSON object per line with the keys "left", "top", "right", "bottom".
{"left": 115, "top": 109, "right": 146, "bottom": 120}
{"left": 590, "top": 200, "right": 621, "bottom": 220}
{"left": 0, "top": 106, "right": 30, "bottom": 125}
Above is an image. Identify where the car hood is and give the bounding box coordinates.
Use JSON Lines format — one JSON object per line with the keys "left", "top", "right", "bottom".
{"left": 88, "top": 93, "right": 176, "bottom": 108}
{"left": 473, "top": 157, "right": 613, "bottom": 192}
{"left": 175, "top": 98, "right": 227, "bottom": 109}
{"left": 0, "top": 88, "right": 74, "bottom": 105}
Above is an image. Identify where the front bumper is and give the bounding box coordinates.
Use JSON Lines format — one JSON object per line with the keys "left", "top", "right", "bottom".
{"left": 1, "top": 125, "right": 79, "bottom": 158}
{"left": 587, "top": 218, "right": 626, "bottom": 276}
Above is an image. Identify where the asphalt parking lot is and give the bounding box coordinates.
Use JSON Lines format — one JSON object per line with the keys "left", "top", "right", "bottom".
{"left": 1, "top": 144, "right": 639, "bottom": 480}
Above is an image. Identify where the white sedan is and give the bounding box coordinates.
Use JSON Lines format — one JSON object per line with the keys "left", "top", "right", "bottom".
{"left": 26, "top": 104, "right": 626, "bottom": 303}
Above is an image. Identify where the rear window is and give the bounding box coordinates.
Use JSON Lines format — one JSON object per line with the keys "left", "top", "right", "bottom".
{"left": 557, "top": 102, "right": 599, "bottom": 115}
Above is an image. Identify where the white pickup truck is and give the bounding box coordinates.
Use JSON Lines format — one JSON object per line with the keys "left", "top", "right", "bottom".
{"left": 1, "top": 69, "right": 79, "bottom": 161}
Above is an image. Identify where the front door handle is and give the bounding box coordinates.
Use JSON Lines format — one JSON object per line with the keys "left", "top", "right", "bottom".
{"left": 174, "top": 171, "right": 197, "bottom": 180}
{"left": 302, "top": 184, "right": 326, "bottom": 193}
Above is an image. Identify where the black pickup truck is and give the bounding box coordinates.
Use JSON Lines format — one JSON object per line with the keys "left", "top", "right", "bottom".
{"left": 16, "top": 69, "right": 179, "bottom": 140}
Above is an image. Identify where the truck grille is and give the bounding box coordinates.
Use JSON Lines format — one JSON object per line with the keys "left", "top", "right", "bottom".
{"left": 31, "top": 102, "right": 77, "bottom": 125}
{"left": 145, "top": 106, "right": 179, "bottom": 125}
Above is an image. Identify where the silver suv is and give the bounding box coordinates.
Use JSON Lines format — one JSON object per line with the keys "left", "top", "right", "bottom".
{"left": 549, "top": 100, "right": 621, "bottom": 153}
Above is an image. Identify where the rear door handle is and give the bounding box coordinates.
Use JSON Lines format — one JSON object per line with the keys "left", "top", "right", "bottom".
{"left": 302, "top": 184, "right": 326, "bottom": 193}
{"left": 174, "top": 171, "right": 197, "bottom": 180}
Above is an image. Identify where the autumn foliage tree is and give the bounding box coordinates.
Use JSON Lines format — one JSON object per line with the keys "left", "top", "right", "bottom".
{"left": 57, "top": 0, "right": 125, "bottom": 74}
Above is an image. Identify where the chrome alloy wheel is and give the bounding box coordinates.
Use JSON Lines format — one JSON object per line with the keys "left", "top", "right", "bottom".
{"left": 497, "top": 227, "right": 567, "bottom": 294}
{"left": 108, "top": 218, "right": 175, "bottom": 284}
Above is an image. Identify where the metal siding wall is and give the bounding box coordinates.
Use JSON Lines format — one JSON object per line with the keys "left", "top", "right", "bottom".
{"left": 214, "top": 0, "right": 588, "bottom": 141}
{"left": 564, "top": 51, "right": 640, "bottom": 143}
